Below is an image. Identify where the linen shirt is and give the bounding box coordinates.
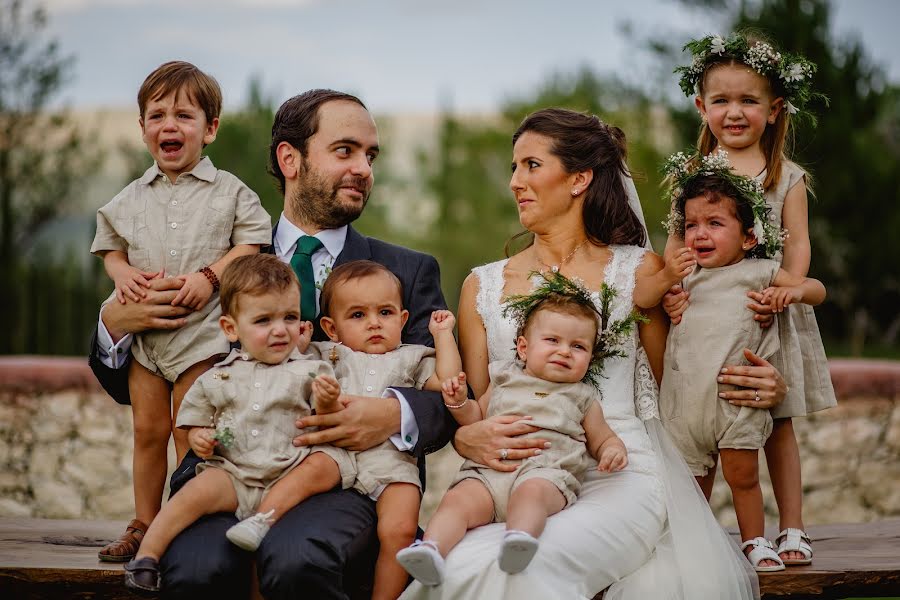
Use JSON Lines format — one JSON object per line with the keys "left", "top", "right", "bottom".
{"left": 90, "top": 157, "right": 271, "bottom": 380}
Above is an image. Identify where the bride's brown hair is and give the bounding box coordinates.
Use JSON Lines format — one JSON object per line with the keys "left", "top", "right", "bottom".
{"left": 506, "top": 108, "right": 646, "bottom": 256}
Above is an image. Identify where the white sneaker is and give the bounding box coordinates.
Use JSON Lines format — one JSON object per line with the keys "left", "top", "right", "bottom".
{"left": 498, "top": 530, "right": 539, "bottom": 574}
{"left": 396, "top": 540, "right": 445, "bottom": 586}
{"left": 226, "top": 509, "right": 275, "bottom": 551}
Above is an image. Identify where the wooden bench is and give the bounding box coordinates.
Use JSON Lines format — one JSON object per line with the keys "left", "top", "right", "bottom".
{"left": 1, "top": 518, "right": 899, "bottom": 599}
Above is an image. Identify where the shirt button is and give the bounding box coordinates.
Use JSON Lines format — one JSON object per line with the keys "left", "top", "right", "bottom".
{"left": 366, "top": 385, "right": 373, "bottom": 392}
{"left": 241, "top": 353, "right": 250, "bottom": 361}
{"left": 405, "top": 435, "right": 412, "bottom": 443}
{"left": 254, "top": 382, "right": 261, "bottom": 388}
{"left": 368, "top": 369, "right": 376, "bottom": 375}
{"left": 251, "top": 429, "right": 259, "bottom": 437}
{"left": 169, "top": 250, "right": 177, "bottom": 256}
{"left": 171, "top": 200, "right": 177, "bottom": 206}
{"left": 170, "top": 222, "right": 177, "bottom": 229}
{"left": 252, "top": 403, "right": 260, "bottom": 410}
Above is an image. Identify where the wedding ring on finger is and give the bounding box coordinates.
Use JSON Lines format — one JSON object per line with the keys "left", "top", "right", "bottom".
{"left": 500, "top": 448, "right": 509, "bottom": 460}
{"left": 754, "top": 390, "right": 761, "bottom": 402}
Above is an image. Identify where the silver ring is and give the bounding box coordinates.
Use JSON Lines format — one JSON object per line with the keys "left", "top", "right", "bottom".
{"left": 500, "top": 448, "right": 509, "bottom": 460}
{"left": 754, "top": 390, "right": 761, "bottom": 402}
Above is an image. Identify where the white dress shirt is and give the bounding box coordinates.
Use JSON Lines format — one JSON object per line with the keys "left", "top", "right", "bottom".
{"left": 96, "top": 212, "right": 418, "bottom": 450}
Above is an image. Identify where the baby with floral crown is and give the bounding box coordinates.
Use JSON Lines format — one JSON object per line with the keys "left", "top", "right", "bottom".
{"left": 397, "top": 271, "right": 644, "bottom": 585}
{"left": 642, "top": 151, "right": 826, "bottom": 573}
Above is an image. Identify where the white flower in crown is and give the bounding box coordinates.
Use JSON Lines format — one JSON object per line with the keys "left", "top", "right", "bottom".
{"left": 785, "top": 100, "right": 798, "bottom": 115}
{"left": 753, "top": 217, "right": 766, "bottom": 246}
{"left": 782, "top": 63, "right": 805, "bottom": 82}
{"left": 710, "top": 35, "right": 727, "bottom": 55}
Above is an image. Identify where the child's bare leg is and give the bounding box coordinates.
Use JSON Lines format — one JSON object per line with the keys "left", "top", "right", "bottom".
{"left": 720, "top": 448, "right": 777, "bottom": 568}
{"left": 130, "top": 361, "right": 173, "bottom": 525}
{"left": 172, "top": 356, "right": 219, "bottom": 464}
{"left": 764, "top": 418, "right": 806, "bottom": 561}
{"left": 505, "top": 478, "right": 567, "bottom": 538}
{"left": 372, "top": 483, "right": 421, "bottom": 600}
{"left": 423, "top": 479, "right": 495, "bottom": 556}
{"left": 255, "top": 452, "right": 341, "bottom": 521}
{"left": 136, "top": 468, "right": 238, "bottom": 560}
{"left": 695, "top": 456, "right": 718, "bottom": 501}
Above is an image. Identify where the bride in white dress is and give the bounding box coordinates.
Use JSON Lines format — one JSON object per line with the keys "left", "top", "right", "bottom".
{"left": 400, "top": 109, "right": 776, "bottom": 599}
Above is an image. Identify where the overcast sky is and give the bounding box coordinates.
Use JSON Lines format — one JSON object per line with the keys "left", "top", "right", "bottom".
{"left": 42, "top": 0, "right": 900, "bottom": 114}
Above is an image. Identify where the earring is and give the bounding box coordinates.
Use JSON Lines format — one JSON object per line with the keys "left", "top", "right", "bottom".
{"left": 571, "top": 189, "right": 579, "bottom": 197}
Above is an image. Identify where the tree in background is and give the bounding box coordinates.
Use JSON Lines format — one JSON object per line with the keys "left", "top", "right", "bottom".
{"left": 0, "top": 0, "right": 103, "bottom": 353}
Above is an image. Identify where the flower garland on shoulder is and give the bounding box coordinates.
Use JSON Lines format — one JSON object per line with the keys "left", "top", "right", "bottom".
{"left": 661, "top": 149, "right": 787, "bottom": 258}
{"left": 675, "top": 32, "right": 826, "bottom": 124}
{"left": 501, "top": 270, "right": 648, "bottom": 390}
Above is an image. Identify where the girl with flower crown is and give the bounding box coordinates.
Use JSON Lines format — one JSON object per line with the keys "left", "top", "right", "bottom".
{"left": 640, "top": 151, "right": 826, "bottom": 572}
{"left": 657, "top": 32, "right": 836, "bottom": 568}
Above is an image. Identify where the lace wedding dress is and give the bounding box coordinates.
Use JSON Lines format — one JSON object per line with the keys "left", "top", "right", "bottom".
{"left": 400, "top": 245, "right": 757, "bottom": 600}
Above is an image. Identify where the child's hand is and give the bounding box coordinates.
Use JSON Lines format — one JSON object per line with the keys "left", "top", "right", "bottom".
{"left": 172, "top": 271, "right": 213, "bottom": 310}
{"left": 663, "top": 247, "right": 696, "bottom": 283}
{"left": 429, "top": 310, "right": 456, "bottom": 334}
{"left": 188, "top": 427, "right": 217, "bottom": 459}
{"left": 597, "top": 439, "right": 628, "bottom": 472}
{"left": 441, "top": 372, "right": 469, "bottom": 407}
{"left": 111, "top": 266, "right": 160, "bottom": 304}
{"left": 761, "top": 286, "right": 801, "bottom": 313}
{"left": 662, "top": 284, "right": 690, "bottom": 325}
{"left": 297, "top": 321, "right": 314, "bottom": 353}
{"left": 313, "top": 373, "right": 342, "bottom": 409}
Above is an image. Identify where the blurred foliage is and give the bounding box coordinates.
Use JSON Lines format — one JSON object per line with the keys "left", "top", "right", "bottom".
{"left": 1, "top": 0, "right": 103, "bottom": 353}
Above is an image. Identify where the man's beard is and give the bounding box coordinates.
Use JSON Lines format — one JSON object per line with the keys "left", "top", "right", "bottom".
{"left": 289, "top": 163, "right": 368, "bottom": 230}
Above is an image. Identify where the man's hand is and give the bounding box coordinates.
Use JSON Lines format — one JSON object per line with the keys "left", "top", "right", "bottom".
{"left": 718, "top": 348, "right": 787, "bottom": 409}
{"left": 173, "top": 272, "right": 214, "bottom": 310}
{"left": 101, "top": 276, "right": 192, "bottom": 342}
{"left": 293, "top": 394, "right": 400, "bottom": 451}
{"left": 746, "top": 290, "right": 775, "bottom": 328}
{"left": 662, "top": 284, "right": 690, "bottom": 325}
{"left": 428, "top": 310, "right": 456, "bottom": 335}
{"left": 188, "top": 427, "right": 217, "bottom": 459}
{"left": 454, "top": 415, "right": 548, "bottom": 472}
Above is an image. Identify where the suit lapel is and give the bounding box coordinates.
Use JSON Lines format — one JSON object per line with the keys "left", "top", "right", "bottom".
{"left": 334, "top": 226, "right": 370, "bottom": 266}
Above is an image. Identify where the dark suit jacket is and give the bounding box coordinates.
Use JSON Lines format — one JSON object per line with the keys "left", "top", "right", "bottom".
{"left": 88, "top": 225, "right": 458, "bottom": 481}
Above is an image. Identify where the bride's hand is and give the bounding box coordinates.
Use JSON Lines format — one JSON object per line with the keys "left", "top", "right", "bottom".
{"left": 717, "top": 349, "right": 787, "bottom": 409}
{"left": 454, "top": 415, "right": 549, "bottom": 472}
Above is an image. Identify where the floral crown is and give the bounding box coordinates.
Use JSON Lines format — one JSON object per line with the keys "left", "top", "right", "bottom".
{"left": 662, "top": 149, "right": 786, "bottom": 258}
{"left": 675, "top": 32, "right": 824, "bottom": 123}
{"left": 501, "top": 270, "right": 647, "bottom": 390}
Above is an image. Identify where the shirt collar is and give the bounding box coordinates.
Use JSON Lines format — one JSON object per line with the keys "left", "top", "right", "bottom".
{"left": 138, "top": 156, "right": 217, "bottom": 185}
{"left": 274, "top": 213, "right": 346, "bottom": 260}
{"left": 214, "top": 347, "right": 305, "bottom": 367}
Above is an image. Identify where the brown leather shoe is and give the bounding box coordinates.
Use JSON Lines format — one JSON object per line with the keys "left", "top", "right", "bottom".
{"left": 98, "top": 519, "right": 148, "bottom": 563}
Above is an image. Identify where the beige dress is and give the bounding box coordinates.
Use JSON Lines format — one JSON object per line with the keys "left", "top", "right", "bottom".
{"left": 90, "top": 158, "right": 272, "bottom": 381}
{"left": 758, "top": 161, "right": 837, "bottom": 417}
{"left": 176, "top": 349, "right": 355, "bottom": 519}
{"left": 309, "top": 342, "right": 436, "bottom": 498}
{"left": 453, "top": 359, "right": 597, "bottom": 521}
{"left": 660, "top": 260, "right": 781, "bottom": 476}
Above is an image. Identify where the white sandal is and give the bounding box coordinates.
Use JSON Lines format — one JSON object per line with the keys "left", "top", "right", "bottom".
{"left": 776, "top": 528, "right": 813, "bottom": 565}
{"left": 498, "top": 530, "right": 539, "bottom": 574}
{"left": 741, "top": 537, "right": 786, "bottom": 572}
{"left": 396, "top": 540, "right": 444, "bottom": 586}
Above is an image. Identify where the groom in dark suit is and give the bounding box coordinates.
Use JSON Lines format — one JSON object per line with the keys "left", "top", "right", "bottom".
{"left": 89, "top": 89, "right": 456, "bottom": 599}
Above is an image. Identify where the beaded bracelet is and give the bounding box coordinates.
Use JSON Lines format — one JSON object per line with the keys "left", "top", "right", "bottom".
{"left": 444, "top": 398, "right": 469, "bottom": 410}
{"left": 199, "top": 266, "right": 219, "bottom": 293}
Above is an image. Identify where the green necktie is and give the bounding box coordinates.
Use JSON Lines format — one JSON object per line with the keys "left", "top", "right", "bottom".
{"left": 290, "top": 235, "right": 324, "bottom": 320}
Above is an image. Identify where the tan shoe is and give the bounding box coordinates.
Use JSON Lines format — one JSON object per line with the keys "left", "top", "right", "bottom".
{"left": 98, "top": 519, "right": 148, "bottom": 563}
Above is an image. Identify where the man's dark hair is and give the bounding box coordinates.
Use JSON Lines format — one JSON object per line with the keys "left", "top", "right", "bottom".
{"left": 268, "top": 89, "right": 367, "bottom": 193}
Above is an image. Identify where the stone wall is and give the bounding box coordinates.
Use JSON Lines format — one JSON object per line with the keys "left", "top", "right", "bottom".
{"left": 1, "top": 357, "right": 899, "bottom": 528}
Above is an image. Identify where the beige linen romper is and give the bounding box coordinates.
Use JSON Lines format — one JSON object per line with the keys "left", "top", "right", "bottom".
{"left": 758, "top": 161, "right": 838, "bottom": 417}
{"left": 659, "top": 260, "right": 782, "bottom": 476}
{"left": 175, "top": 349, "right": 355, "bottom": 519}
{"left": 453, "top": 360, "right": 596, "bottom": 522}
{"left": 310, "top": 342, "right": 435, "bottom": 498}
{"left": 90, "top": 158, "right": 272, "bottom": 381}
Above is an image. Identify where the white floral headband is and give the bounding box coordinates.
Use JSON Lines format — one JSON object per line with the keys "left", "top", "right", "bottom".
{"left": 662, "top": 149, "right": 787, "bottom": 258}
{"left": 676, "top": 33, "right": 826, "bottom": 123}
